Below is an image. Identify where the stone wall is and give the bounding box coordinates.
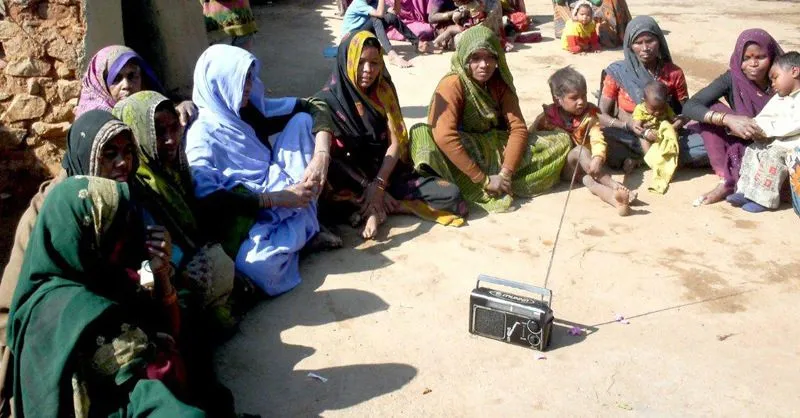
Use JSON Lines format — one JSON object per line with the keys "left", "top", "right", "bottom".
{"left": 0, "top": 0, "right": 86, "bottom": 190}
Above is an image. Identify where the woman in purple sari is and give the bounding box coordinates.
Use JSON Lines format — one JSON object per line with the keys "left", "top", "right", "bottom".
{"left": 683, "top": 29, "right": 783, "bottom": 205}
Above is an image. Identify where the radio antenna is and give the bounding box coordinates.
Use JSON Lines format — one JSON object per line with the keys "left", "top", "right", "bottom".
{"left": 541, "top": 132, "right": 587, "bottom": 293}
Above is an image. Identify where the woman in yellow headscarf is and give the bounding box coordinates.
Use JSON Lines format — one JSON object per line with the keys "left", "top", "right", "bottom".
{"left": 316, "top": 31, "right": 467, "bottom": 239}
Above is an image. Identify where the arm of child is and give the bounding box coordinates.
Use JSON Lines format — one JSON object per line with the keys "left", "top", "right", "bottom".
{"left": 630, "top": 105, "right": 647, "bottom": 136}
{"left": 587, "top": 120, "right": 606, "bottom": 175}
{"left": 564, "top": 35, "right": 583, "bottom": 54}
{"left": 368, "top": 0, "right": 386, "bottom": 17}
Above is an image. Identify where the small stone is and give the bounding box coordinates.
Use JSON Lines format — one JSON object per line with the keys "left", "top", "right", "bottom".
{"left": 54, "top": 60, "right": 75, "bottom": 78}
{"left": 0, "top": 20, "right": 21, "bottom": 41}
{"left": 37, "top": 3, "right": 77, "bottom": 21}
{"left": 26, "top": 78, "right": 40, "bottom": 95}
{"left": 56, "top": 79, "right": 80, "bottom": 101}
{"left": 48, "top": 102, "right": 75, "bottom": 123}
{"left": 32, "top": 121, "right": 70, "bottom": 139}
{"left": 0, "top": 92, "right": 12, "bottom": 101}
{"left": 45, "top": 37, "right": 78, "bottom": 67}
{"left": 0, "top": 126, "right": 27, "bottom": 149}
{"left": 2, "top": 94, "right": 47, "bottom": 122}
{"left": 0, "top": 59, "right": 6, "bottom": 71}
{"left": 1, "top": 35, "right": 40, "bottom": 58}
{"left": 5, "top": 57, "right": 52, "bottom": 77}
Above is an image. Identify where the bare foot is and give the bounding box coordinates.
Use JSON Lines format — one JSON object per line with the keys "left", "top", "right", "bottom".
{"left": 700, "top": 182, "right": 730, "bottom": 205}
{"left": 622, "top": 158, "right": 640, "bottom": 174}
{"left": 614, "top": 187, "right": 631, "bottom": 216}
{"left": 614, "top": 183, "right": 638, "bottom": 204}
{"left": 387, "top": 51, "right": 412, "bottom": 68}
{"left": 362, "top": 213, "right": 380, "bottom": 239}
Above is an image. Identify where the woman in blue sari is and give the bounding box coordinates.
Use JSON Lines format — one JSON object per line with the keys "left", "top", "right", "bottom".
{"left": 186, "top": 45, "right": 336, "bottom": 296}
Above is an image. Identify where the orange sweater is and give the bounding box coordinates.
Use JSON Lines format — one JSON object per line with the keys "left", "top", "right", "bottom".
{"left": 429, "top": 74, "right": 528, "bottom": 183}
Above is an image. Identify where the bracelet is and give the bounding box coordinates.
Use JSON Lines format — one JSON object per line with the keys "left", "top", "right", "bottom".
{"left": 643, "top": 128, "right": 653, "bottom": 139}
{"left": 375, "top": 176, "right": 387, "bottom": 191}
{"left": 703, "top": 110, "right": 715, "bottom": 124}
{"left": 499, "top": 170, "right": 512, "bottom": 181}
{"left": 260, "top": 193, "right": 273, "bottom": 208}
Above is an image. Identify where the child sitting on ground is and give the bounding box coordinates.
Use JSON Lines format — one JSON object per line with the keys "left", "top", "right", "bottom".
{"left": 727, "top": 51, "right": 800, "bottom": 213}
{"left": 631, "top": 80, "right": 680, "bottom": 194}
{"left": 432, "top": 0, "right": 487, "bottom": 51}
{"left": 532, "top": 66, "right": 636, "bottom": 216}
{"left": 560, "top": 0, "right": 600, "bottom": 54}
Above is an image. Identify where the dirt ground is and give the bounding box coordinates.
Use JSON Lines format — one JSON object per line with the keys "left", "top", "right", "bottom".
{"left": 215, "top": 1, "right": 800, "bottom": 416}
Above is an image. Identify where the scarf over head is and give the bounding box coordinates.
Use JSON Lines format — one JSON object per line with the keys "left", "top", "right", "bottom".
{"left": 6, "top": 177, "right": 143, "bottom": 417}
{"left": 729, "top": 29, "right": 784, "bottom": 117}
{"left": 62, "top": 110, "right": 137, "bottom": 177}
{"left": 113, "top": 91, "right": 201, "bottom": 251}
{"left": 605, "top": 15, "right": 672, "bottom": 106}
{"left": 185, "top": 44, "right": 300, "bottom": 200}
{"left": 450, "top": 25, "right": 514, "bottom": 130}
{"left": 316, "top": 31, "right": 408, "bottom": 176}
{"left": 75, "top": 45, "right": 163, "bottom": 117}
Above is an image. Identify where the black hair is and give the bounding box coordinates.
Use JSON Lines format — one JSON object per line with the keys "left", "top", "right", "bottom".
{"left": 548, "top": 66, "right": 587, "bottom": 98}
{"left": 154, "top": 100, "right": 178, "bottom": 117}
{"left": 574, "top": 3, "right": 593, "bottom": 16}
{"left": 773, "top": 51, "right": 800, "bottom": 71}
{"left": 363, "top": 37, "right": 382, "bottom": 51}
{"left": 644, "top": 80, "right": 668, "bottom": 103}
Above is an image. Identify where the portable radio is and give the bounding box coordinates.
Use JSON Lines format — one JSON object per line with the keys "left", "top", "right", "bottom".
{"left": 469, "top": 274, "right": 554, "bottom": 351}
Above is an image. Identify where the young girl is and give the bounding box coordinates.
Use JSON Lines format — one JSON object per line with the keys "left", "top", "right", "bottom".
{"left": 632, "top": 80, "right": 680, "bottom": 193}
{"left": 728, "top": 51, "right": 800, "bottom": 212}
{"left": 561, "top": 0, "right": 600, "bottom": 54}
{"left": 532, "top": 66, "right": 635, "bottom": 215}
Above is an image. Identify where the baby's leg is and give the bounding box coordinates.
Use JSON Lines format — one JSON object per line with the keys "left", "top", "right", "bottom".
{"left": 574, "top": 149, "right": 634, "bottom": 214}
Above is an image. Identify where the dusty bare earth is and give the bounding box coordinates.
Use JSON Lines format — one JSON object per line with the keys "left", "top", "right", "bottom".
{"left": 217, "top": 1, "right": 800, "bottom": 416}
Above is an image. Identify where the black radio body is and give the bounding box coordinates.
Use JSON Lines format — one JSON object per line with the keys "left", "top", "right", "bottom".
{"left": 469, "top": 275, "right": 554, "bottom": 351}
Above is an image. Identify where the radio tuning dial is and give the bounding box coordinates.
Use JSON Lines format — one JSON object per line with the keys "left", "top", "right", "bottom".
{"left": 526, "top": 320, "right": 540, "bottom": 333}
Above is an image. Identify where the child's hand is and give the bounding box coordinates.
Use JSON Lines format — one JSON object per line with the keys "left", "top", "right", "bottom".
{"left": 588, "top": 156, "right": 604, "bottom": 176}
{"left": 671, "top": 115, "right": 687, "bottom": 130}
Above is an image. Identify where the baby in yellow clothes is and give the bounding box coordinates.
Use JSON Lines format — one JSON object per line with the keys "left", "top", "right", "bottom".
{"left": 632, "top": 80, "right": 679, "bottom": 193}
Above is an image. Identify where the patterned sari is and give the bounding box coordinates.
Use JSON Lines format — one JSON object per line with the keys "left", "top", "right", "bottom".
{"left": 410, "top": 26, "right": 570, "bottom": 212}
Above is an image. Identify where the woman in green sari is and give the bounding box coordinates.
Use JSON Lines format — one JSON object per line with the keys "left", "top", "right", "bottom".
{"left": 410, "top": 26, "right": 571, "bottom": 212}
{"left": 7, "top": 176, "right": 204, "bottom": 417}
{"left": 112, "top": 91, "right": 237, "bottom": 328}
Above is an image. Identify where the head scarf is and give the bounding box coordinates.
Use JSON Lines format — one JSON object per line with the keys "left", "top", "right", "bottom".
{"left": 62, "top": 110, "right": 137, "bottom": 178}
{"left": 571, "top": 0, "right": 593, "bottom": 18}
{"left": 316, "top": 31, "right": 408, "bottom": 176}
{"left": 729, "top": 29, "right": 784, "bottom": 117}
{"left": 450, "top": 25, "right": 514, "bottom": 127}
{"left": 75, "top": 45, "right": 163, "bottom": 117}
{"left": 605, "top": 15, "right": 672, "bottom": 105}
{"left": 185, "top": 44, "right": 299, "bottom": 198}
{"left": 7, "top": 177, "right": 139, "bottom": 417}
{"left": 113, "top": 91, "right": 200, "bottom": 251}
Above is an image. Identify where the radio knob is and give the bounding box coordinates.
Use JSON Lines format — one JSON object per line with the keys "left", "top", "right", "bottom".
{"left": 526, "top": 320, "right": 541, "bottom": 333}
{"left": 527, "top": 334, "right": 541, "bottom": 346}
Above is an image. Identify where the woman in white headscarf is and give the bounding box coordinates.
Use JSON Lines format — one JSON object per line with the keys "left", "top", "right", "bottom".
{"left": 185, "top": 44, "right": 336, "bottom": 296}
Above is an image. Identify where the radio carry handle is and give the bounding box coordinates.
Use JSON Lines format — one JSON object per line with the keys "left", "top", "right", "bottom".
{"left": 476, "top": 274, "right": 552, "bottom": 306}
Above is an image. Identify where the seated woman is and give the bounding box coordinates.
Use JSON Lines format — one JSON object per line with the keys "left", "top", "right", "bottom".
{"left": 0, "top": 111, "right": 137, "bottom": 413}
{"left": 428, "top": 0, "right": 490, "bottom": 51}
{"left": 186, "top": 44, "right": 335, "bottom": 296}
{"left": 386, "top": 0, "right": 436, "bottom": 44}
{"left": 112, "top": 91, "right": 237, "bottom": 328}
{"left": 553, "top": 0, "right": 631, "bottom": 48}
{"left": 409, "top": 26, "right": 571, "bottom": 213}
{"left": 316, "top": 31, "right": 466, "bottom": 239}
{"left": 597, "top": 15, "right": 708, "bottom": 172}
{"left": 683, "top": 29, "right": 784, "bottom": 205}
{"left": 76, "top": 45, "right": 197, "bottom": 126}
{"left": 7, "top": 176, "right": 204, "bottom": 417}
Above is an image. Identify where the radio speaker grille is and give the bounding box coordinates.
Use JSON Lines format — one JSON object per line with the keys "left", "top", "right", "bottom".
{"left": 473, "top": 306, "right": 505, "bottom": 339}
